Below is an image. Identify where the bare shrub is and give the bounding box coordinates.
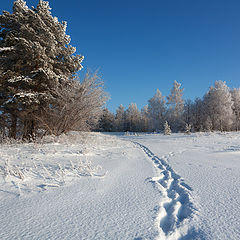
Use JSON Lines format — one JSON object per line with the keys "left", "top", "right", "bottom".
{"left": 34, "top": 71, "right": 108, "bottom": 137}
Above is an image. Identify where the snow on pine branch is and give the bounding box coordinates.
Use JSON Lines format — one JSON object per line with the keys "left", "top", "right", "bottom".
{"left": 0, "top": 47, "right": 15, "bottom": 52}
{"left": 3, "top": 92, "right": 50, "bottom": 105}
{"left": 8, "top": 76, "right": 32, "bottom": 83}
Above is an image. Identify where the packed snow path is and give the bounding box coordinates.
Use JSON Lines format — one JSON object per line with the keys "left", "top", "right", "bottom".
{"left": 133, "top": 142, "right": 198, "bottom": 240}
{"left": 126, "top": 132, "right": 240, "bottom": 240}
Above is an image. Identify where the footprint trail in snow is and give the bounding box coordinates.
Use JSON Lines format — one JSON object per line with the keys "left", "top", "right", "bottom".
{"left": 134, "top": 142, "right": 198, "bottom": 240}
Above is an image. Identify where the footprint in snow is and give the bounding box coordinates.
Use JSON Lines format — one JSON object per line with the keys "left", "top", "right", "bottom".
{"left": 133, "top": 141, "right": 198, "bottom": 240}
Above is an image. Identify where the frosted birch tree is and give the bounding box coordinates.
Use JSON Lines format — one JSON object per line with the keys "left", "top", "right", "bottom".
{"left": 167, "top": 80, "right": 184, "bottom": 130}
{"left": 204, "top": 81, "right": 234, "bottom": 131}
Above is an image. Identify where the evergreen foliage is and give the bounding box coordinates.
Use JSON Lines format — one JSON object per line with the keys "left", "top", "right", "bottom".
{"left": 1, "top": 2, "right": 240, "bottom": 137}
{"left": 0, "top": 1, "right": 106, "bottom": 139}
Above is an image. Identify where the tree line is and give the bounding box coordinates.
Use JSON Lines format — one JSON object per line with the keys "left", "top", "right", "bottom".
{"left": 1, "top": 1, "right": 239, "bottom": 140}
{"left": 98, "top": 80, "right": 240, "bottom": 133}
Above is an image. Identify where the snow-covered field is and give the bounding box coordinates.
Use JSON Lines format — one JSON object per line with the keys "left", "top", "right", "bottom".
{"left": 0, "top": 132, "right": 240, "bottom": 240}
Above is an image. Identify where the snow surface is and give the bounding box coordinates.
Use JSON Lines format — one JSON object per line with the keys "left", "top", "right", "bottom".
{"left": 0, "top": 132, "right": 240, "bottom": 239}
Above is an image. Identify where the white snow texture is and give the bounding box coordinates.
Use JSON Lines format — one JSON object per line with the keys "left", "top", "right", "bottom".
{"left": 0, "top": 132, "right": 240, "bottom": 240}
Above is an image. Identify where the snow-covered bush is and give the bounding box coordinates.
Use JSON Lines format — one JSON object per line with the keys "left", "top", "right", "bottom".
{"left": 124, "top": 131, "right": 130, "bottom": 136}
{"left": 164, "top": 121, "right": 171, "bottom": 135}
{"left": 35, "top": 71, "right": 108, "bottom": 136}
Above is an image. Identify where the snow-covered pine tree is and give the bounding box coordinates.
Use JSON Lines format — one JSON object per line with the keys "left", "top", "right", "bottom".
{"left": 164, "top": 121, "right": 171, "bottom": 135}
{"left": 148, "top": 89, "right": 166, "bottom": 132}
{"left": 203, "top": 81, "right": 234, "bottom": 131}
{"left": 166, "top": 80, "right": 184, "bottom": 131}
{"left": 0, "top": 0, "right": 84, "bottom": 139}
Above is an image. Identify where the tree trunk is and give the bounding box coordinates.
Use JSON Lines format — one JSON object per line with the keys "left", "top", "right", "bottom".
{"left": 9, "top": 114, "right": 17, "bottom": 139}
{"left": 23, "top": 118, "right": 35, "bottom": 141}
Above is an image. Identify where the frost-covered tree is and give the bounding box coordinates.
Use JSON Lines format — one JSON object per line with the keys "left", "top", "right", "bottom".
{"left": 0, "top": 0, "right": 84, "bottom": 138}
{"left": 115, "top": 104, "right": 125, "bottom": 132}
{"left": 36, "top": 71, "right": 108, "bottom": 136}
{"left": 203, "top": 81, "right": 234, "bottom": 131}
{"left": 231, "top": 88, "right": 240, "bottom": 131}
{"left": 164, "top": 121, "right": 171, "bottom": 135}
{"left": 167, "top": 80, "right": 184, "bottom": 130}
{"left": 148, "top": 89, "right": 166, "bottom": 131}
{"left": 125, "top": 103, "right": 141, "bottom": 132}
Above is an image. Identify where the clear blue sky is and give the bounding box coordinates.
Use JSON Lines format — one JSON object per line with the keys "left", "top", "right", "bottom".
{"left": 2, "top": 0, "right": 240, "bottom": 112}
